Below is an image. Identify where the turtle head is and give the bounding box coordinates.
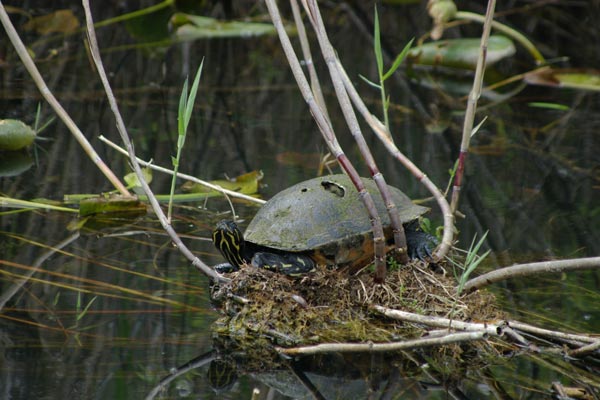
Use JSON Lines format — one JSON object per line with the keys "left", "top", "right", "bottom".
{"left": 213, "top": 220, "right": 246, "bottom": 269}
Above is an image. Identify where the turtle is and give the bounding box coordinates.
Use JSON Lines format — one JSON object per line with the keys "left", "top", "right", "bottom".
{"left": 212, "top": 174, "right": 435, "bottom": 276}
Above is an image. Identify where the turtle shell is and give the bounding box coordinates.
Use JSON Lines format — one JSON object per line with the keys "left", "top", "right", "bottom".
{"left": 244, "top": 175, "right": 428, "bottom": 267}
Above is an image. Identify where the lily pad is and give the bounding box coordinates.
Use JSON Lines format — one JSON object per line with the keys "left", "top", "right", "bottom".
{"left": 79, "top": 195, "right": 146, "bottom": 218}
{"left": 0, "top": 151, "right": 34, "bottom": 177}
{"left": 171, "top": 13, "right": 282, "bottom": 40}
{"left": 0, "top": 119, "right": 36, "bottom": 150}
{"left": 408, "top": 35, "right": 516, "bottom": 69}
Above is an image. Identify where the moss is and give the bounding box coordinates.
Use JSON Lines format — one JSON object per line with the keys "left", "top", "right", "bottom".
{"left": 211, "top": 260, "right": 504, "bottom": 359}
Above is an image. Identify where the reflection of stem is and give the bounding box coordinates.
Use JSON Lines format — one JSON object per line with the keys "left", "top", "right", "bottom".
{"left": 0, "top": 5, "right": 130, "bottom": 196}
{"left": 144, "top": 351, "right": 215, "bottom": 400}
{"left": 455, "top": 11, "right": 546, "bottom": 64}
{"left": 0, "top": 232, "right": 80, "bottom": 311}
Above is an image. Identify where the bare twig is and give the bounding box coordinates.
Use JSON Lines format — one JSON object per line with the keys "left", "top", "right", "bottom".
{"left": 81, "top": 1, "right": 226, "bottom": 283}
{"left": 372, "top": 305, "right": 504, "bottom": 337}
{"left": 449, "top": 0, "right": 496, "bottom": 214}
{"left": 277, "top": 331, "right": 487, "bottom": 355}
{"left": 569, "top": 340, "right": 600, "bottom": 357}
{"left": 463, "top": 257, "right": 600, "bottom": 292}
{"left": 0, "top": 2, "right": 130, "bottom": 195}
{"left": 508, "top": 320, "right": 598, "bottom": 346}
{"left": 99, "top": 135, "right": 265, "bottom": 205}
{"left": 289, "top": 0, "right": 329, "bottom": 121}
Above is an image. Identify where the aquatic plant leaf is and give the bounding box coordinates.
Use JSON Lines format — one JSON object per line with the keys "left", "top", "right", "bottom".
{"left": 181, "top": 170, "right": 263, "bottom": 195}
{"left": 0, "top": 119, "right": 36, "bottom": 150}
{"left": 172, "top": 14, "right": 279, "bottom": 40}
{"left": 23, "top": 9, "right": 80, "bottom": 35}
{"left": 124, "top": 168, "right": 153, "bottom": 189}
{"left": 408, "top": 35, "right": 516, "bottom": 69}
{"left": 524, "top": 67, "right": 600, "bottom": 92}
{"left": 79, "top": 195, "right": 146, "bottom": 218}
{"left": 0, "top": 151, "right": 34, "bottom": 177}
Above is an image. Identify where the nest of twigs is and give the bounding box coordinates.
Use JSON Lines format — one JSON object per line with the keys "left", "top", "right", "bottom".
{"left": 211, "top": 261, "right": 504, "bottom": 353}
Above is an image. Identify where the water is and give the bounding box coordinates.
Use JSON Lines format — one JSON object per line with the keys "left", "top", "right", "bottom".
{"left": 1, "top": 1, "right": 599, "bottom": 398}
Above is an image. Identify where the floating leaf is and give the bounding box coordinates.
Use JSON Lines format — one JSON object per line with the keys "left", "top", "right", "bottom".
{"left": 0, "top": 151, "right": 33, "bottom": 177}
{"left": 124, "top": 168, "right": 153, "bottom": 189}
{"left": 408, "top": 35, "right": 516, "bottom": 69}
{"left": 79, "top": 195, "right": 146, "bottom": 218}
{"left": 0, "top": 119, "right": 36, "bottom": 150}
{"left": 171, "top": 14, "right": 281, "bottom": 40}
{"left": 524, "top": 67, "right": 600, "bottom": 92}
{"left": 181, "top": 170, "right": 263, "bottom": 195}
{"left": 23, "top": 9, "right": 80, "bottom": 35}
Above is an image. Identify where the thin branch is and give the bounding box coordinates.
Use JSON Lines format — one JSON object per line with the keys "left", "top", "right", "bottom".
{"left": 372, "top": 305, "right": 504, "bottom": 336}
{"left": 99, "top": 135, "right": 265, "bottom": 205}
{"left": 289, "top": 0, "right": 329, "bottom": 121}
{"left": 508, "top": 320, "right": 598, "bottom": 346}
{"left": 449, "top": 0, "right": 496, "bottom": 214}
{"left": 463, "top": 257, "right": 600, "bottom": 292}
{"left": 81, "top": 0, "right": 226, "bottom": 283}
{"left": 277, "top": 331, "right": 487, "bottom": 355}
{"left": 0, "top": 2, "right": 130, "bottom": 195}
{"left": 335, "top": 58, "right": 455, "bottom": 260}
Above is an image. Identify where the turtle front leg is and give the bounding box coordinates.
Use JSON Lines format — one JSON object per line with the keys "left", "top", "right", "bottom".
{"left": 252, "top": 252, "right": 316, "bottom": 277}
{"left": 404, "top": 221, "right": 438, "bottom": 260}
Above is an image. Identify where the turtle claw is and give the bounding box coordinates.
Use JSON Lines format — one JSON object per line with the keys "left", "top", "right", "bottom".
{"left": 214, "top": 263, "right": 239, "bottom": 274}
{"left": 406, "top": 230, "right": 437, "bottom": 261}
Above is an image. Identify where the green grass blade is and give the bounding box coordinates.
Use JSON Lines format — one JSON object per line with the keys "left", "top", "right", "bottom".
{"left": 382, "top": 38, "right": 414, "bottom": 81}
{"left": 373, "top": 7, "right": 383, "bottom": 79}
{"left": 183, "top": 58, "right": 204, "bottom": 134}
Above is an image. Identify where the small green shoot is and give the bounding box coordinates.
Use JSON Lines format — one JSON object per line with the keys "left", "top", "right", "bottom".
{"left": 449, "top": 231, "right": 490, "bottom": 295}
{"left": 76, "top": 294, "right": 98, "bottom": 322}
{"left": 168, "top": 59, "right": 204, "bottom": 222}
{"left": 360, "top": 7, "right": 413, "bottom": 133}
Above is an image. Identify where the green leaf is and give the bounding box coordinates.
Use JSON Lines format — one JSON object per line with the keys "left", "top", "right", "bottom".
{"left": 358, "top": 74, "right": 382, "bottom": 89}
{"left": 408, "top": 36, "right": 515, "bottom": 69}
{"left": 183, "top": 59, "right": 204, "bottom": 134}
{"left": 373, "top": 7, "right": 383, "bottom": 78}
{"left": 177, "top": 77, "right": 188, "bottom": 136}
{"left": 172, "top": 14, "right": 279, "bottom": 40}
{"left": 0, "top": 119, "right": 36, "bottom": 150}
{"left": 382, "top": 38, "right": 414, "bottom": 81}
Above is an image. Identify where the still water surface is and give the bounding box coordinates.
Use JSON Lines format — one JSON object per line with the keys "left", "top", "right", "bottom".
{"left": 1, "top": 1, "right": 599, "bottom": 398}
